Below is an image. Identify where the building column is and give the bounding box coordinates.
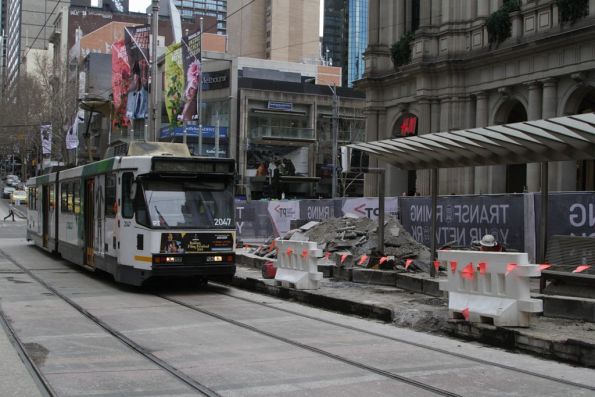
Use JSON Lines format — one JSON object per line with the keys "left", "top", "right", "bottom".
{"left": 461, "top": 96, "right": 475, "bottom": 194}
{"left": 416, "top": 99, "right": 432, "bottom": 195}
{"left": 364, "top": 109, "right": 380, "bottom": 197}
{"left": 396, "top": 0, "right": 406, "bottom": 39}
{"left": 431, "top": 0, "right": 442, "bottom": 25}
{"left": 468, "top": 0, "right": 477, "bottom": 19}
{"left": 542, "top": 78, "right": 575, "bottom": 191}
{"left": 474, "top": 92, "right": 489, "bottom": 194}
{"left": 419, "top": 0, "right": 432, "bottom": 28}
{"left": 526, "top": 82, "right": 542, "bottom": 192}
{"left": 441, "top": 0, "right": 451, "bottom": 24}
{"left": 368, "top": 0, "right": 381, "bottom": 46}
{"left": 477, "top": 0, "right": 489, "bottom": 17}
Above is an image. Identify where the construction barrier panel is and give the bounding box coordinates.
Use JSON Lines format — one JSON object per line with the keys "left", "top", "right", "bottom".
{"left": 274, "top": 239, "right": 324, "bottom": 290}
{"left": 438, "top": 250, "right": 542, "bottom": 327}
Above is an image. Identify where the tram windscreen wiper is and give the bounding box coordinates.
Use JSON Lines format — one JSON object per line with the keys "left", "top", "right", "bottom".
{"left": 154, "top": 206, "right": 169, "bottom": 227}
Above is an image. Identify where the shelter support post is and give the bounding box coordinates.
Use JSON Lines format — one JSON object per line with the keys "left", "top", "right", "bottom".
{"left": 539, "top": 161, "right": 548, "bottom": 264}
{"left": 351, "top": 166, "right": 385, "bottom": 255}
{"left": 378, "top": 168, "right": 385, "bottom": 255}
{"left": 430, "top": 168, "right": 438, "bottom": 277}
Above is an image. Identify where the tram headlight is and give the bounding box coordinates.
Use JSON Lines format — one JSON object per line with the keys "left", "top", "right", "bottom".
{"left": 154, "top": 255, "right": 182, "bottom": 264}
{"left": 206, "top": 256, "right": 223, "bottom": 262}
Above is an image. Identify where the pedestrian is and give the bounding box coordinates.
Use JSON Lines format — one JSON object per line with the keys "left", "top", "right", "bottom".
{"left": 4, "top": 204, "right": 15, "bottom": 222}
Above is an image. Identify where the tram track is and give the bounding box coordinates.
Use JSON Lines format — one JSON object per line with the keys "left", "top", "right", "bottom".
{"left": 207, "top": 285, "right": 595, "bottom": 392}
{"left": 159, "top": 288, "right": 595, "bottom": 395}
{"left": 2, "top": 244, "right": 593, "bottom": 396}
{"left": 0, "top": 249, "right": 220, "bottom": 397}
{"left": 2, "top": 246, "right": 462, "bottom": 396}
{"left": 0, "top": 306, "right": 57, "bottom": 397}
{"left": 158, "top": 293, "right": 462, "bottom": 397}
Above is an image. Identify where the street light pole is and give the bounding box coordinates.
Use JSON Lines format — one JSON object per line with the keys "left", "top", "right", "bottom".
{"left": 197, "top": 17, "right": 204, "bottom": 156}
{"left": 331, "top": 85, "right": 338, "bottom": 198}
{"left": 149, "top": 0, "right": 159, "bottom": 141}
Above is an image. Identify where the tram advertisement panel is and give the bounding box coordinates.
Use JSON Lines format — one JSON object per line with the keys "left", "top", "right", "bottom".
{"left": 160, "top": 232, "right": 233, "bottom": 253}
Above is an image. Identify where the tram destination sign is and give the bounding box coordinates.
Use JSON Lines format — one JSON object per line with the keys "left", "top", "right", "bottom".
{"left": 152, "top": 158, "right": 234, "bottom": 174}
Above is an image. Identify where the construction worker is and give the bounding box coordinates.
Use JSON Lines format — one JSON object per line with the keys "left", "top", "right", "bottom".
{"left": 479, "top": 234, "right": 503, "bottom": 252}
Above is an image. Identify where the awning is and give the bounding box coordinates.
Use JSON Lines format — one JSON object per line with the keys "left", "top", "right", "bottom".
{"left": 347, "top": 113, "right": 595, "bottom": 170}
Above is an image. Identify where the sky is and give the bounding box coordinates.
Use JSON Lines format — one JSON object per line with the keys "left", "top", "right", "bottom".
{"left": 128, "top": 0, "right": 324, "bottom": 36}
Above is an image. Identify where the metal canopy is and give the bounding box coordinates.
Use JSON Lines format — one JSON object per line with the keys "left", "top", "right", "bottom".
{"left": 348, "top": 113, "right": 595, "bottom": 170}
{"left": 345, "top": 112, "right": 595, "bottom": 267}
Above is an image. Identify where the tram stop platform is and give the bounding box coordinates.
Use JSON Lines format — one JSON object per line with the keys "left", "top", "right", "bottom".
{"left": 231, "top": 250, "right": 595, "bottom": 369}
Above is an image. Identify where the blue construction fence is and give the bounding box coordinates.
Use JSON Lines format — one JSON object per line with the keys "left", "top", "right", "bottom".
{"left": 235, "top": 192, "right": 594, "bottom": 262}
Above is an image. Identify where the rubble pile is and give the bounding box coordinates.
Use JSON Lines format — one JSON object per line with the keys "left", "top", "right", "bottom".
{"left": 246, "top": 215, "right": 432, "bottom": 272}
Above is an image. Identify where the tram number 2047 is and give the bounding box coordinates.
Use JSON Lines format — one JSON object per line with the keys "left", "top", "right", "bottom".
{"left": 214, "top": 218, "right": 232, "bottom": 226}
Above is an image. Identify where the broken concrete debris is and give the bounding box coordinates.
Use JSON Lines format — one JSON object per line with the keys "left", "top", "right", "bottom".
{"left": 246, "top": 215, "right": 433, "bottom": 273}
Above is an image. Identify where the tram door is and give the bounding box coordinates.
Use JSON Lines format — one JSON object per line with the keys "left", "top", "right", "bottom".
{"left": 42, "top": 185, "right": 49, "bottom": 248}
{"left": 84, "top": 179, "right": 95, "bottom": 268}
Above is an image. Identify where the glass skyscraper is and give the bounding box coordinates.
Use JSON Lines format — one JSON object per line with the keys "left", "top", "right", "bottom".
{"left": 172, "top": 0, "right": 227, "bottom": 34}
{"left": 347, "top": 0, "right": 367, "bottom": 87}
{"left": 322, "top": 0, "right": 367, "bottom": 87}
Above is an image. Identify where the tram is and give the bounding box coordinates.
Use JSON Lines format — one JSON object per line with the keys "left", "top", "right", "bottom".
{"left": 26, "top": 142, "right": 236, "bottom": 286}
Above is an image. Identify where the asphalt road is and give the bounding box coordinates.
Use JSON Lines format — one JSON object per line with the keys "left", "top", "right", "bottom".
{"left": 0, "top": 235, "right": 594, "bottom": 396}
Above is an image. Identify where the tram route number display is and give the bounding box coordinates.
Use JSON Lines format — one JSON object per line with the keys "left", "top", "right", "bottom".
{"left": 160, "top": 233, "right": 234, "bottom": 253}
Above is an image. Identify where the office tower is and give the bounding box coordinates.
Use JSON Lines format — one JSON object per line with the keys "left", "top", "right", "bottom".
{"left": 322, "top": 0, "right": 367, "bottom": 87}
{"left": 227, "top": 0, "right": 320, "bottom": 63}
{"left": 3, "top": 0, "right": 64, "bottom": 96}
{"left": 167, "top": 0, "right": 227, "bottom": 35}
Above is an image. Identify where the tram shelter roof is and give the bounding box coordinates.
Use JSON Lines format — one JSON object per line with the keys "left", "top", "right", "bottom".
{"left": 345, "top": 112, "right": 595, "bottom": 264}
{"left": 347, "top": 113, "right": 595, "bottom": 170}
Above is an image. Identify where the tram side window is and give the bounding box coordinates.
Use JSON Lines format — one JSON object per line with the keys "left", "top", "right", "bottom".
{"left": 105, "top": 174, "right": 117, "bottom": 217}
{"left": 28, "top": 187, "right": 36, "bottom": 210}
{"left": 67, "top": 183, "right": 74, "bottom": 213}
{"left": 61, "top": 183, "right": 68, "bottom": 213}
{"left": 73, "top": 182, "right": 80, "bottom": 215}
{"left": 122, "top": 172, "right": 134, "bottom": 219}
{"left": 134, "top": 184, "right": 149, "bottom": 226}
{"left": 49, "top": 185, "right": 55, "bottom": 209}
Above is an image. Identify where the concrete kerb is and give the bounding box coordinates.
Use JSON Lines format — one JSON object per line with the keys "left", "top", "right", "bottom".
{"left": 234, "top": 251, "right": 595, "bottom": 368}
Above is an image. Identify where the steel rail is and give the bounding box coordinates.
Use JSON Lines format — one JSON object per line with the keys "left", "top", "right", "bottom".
{"left": 210, "top": 285, "right": 595, "bottom": 392}
{"left": 0, "top": 249, "right": 220, "bottom": 397}
{"left": 0, "top": 307, "right": 57, "bottom": 397}
{"left": 158, "top": 294, "right": 462, "bottom": 397}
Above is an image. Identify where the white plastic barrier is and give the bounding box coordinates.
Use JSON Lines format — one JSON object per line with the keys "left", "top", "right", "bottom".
{"left": 438, "top": 250, "right": 542, "bottom": 327}
{"left": 274, "top": 239, "right": 324, "bottom": 290}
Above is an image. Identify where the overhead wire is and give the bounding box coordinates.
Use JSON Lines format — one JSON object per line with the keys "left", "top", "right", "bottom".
{"left": 22, "top": 0, "right": 64, "bottom": 61}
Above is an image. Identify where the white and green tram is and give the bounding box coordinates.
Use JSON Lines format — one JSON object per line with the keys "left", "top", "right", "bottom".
{"left": 26, "top": 142, "right": 236, "bottom": 286}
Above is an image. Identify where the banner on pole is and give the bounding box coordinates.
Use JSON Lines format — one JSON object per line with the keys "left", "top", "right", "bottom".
{"left": 111, "top": 39, "right": 130, "bottom": 128}
{"left": 65, "top": 111, "right": 83, "bottom": 150}
{"left": 124, "top": 25, "right": 150, "bottom": 120}
{"left": 40, "top": 123, "right": 52, "bottom": 156}
{"left": 164, "top": 42, "right": 184, "bottom": 127}
{"left": 180, "top": 29, "right": 202, "bottom": 122}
